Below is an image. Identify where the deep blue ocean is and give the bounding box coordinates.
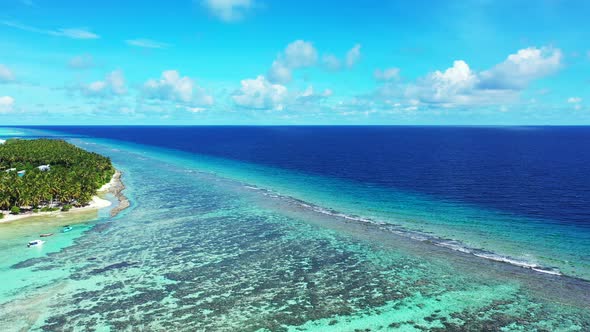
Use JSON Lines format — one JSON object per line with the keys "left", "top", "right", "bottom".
{"left": 27, "top": 126, "right": 590, "bottom": 226}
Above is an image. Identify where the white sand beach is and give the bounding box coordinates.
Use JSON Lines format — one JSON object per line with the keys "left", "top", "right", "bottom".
{"left": 97, "top": 170, "right": 120, "bottom": 193}
{"left": 0, "top": 196, "right": 112, "bottom": 224}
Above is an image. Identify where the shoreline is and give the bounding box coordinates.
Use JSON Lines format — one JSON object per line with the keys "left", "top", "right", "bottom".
{"left": 0, "top": 170, "right": 128, "bottom": 223}
{"left": 104, "top": 170, "right": 130, "bottom": 217}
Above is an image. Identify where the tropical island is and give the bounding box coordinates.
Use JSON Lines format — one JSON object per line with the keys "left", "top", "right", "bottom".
{"left": 0, "top": 138, "right": 118, "bottom": 220}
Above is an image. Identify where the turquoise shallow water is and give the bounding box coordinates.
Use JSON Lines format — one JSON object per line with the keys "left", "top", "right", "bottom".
{"left": 0, "top": 129, "right": 589, "bottom": 331}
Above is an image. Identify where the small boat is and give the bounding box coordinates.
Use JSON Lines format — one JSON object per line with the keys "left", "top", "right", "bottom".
{"left": 62, "top": 225, "right": 73, "bottom": 233}
{"left": 40, "top": 233, "right": 54, "bottom": 237}
{"left": 27, "top": 239, "right": 44, "bottom": 248}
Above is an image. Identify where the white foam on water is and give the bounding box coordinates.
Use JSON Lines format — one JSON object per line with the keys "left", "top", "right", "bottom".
{"left": 226, "top": 172, "right": 567, "bottom": 279}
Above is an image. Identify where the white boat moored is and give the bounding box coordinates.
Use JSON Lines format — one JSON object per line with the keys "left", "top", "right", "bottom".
{"left": 27, "top": 239, "right": 45, "bottom": 248}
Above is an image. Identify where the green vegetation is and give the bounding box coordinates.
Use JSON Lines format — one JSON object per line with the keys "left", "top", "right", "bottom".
{"left": 0, "top": 139, "right": 114, "bottom": 212}
{"left": 10, "top": 206, "right": 20, "bottom": 215}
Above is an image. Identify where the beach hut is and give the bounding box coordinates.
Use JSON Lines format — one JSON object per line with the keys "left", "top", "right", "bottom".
{"left": 37, "top": 165, "right": 51, "bottom": 171}
{"left": 4, "top": 168, "right": 16, "bottom": 173}
{"left": 17, "top": 170, "right": 26, "bottom": 177}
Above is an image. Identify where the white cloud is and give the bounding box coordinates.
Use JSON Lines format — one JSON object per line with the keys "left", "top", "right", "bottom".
{"left": 406, "top": 60, "right": 480, "bottom": 105}
{"left": 81, "top": 70, "right": 127, "bottom": 97}
{"left": 479, "top": 47, "right": 562, "bottom": 89}
{"left": 1, "top": 21, "right": 99, "bottom": 39}
{"left": 283, "top": 40, "right": 318, "bottom": 68}
{"left": 59, "top": 28, "right": 100, "bottom": 40}
{"left": 567, "top": 97, "right": 582, "bottom": 104}
{"left": 322, "top": 45, "right": 361, "bottom": 71}
{"left": 126, "top": 39, "right": 169, "bottom": 49}
{"left": 233, "top": 75, "right": 288, "bottom": 110}
{"left": 374, "top": 68, "right": 400, "bottom": 81}
{"left": 0, "top": 96, "right": 15, "bottom": 113}
{"left": 301, "top": 86, "right": 327, "bottom": 98}
{"left": 345, "top": 44, "right": 361, "bottom": 68}
{"left": 267, "top": 42, "right": 360, "bottom": 83}
{"left": 143, "top": 70, "right": 214, "bottom": 106}
{"left": 267, "top": 60, "right": 292, "bottom": 85}
{"left": 232, "top": 75, "right": 333, "bottom": 112}
{"left": 108, "top": 71, "right": 127, "bottom": 95}
{"left": 201, "top": 0, "right": 254, "bottom": 22}
{"left": 294, "top": 86, "right": 332, "bottom": 105}
{"left": 322, "top": 54, "right": 341, "bottom": 71}
{"left": 380, "top": 46, "right": 564, "bottom": 108}
{"left": 87, "top": 81, "right": 106, "bottom": 93}
{"left": 68, "top": 55, "right": 94, "bottom": 69}
{"left": 0, "top": 64, "right": 15, "bottom": 82}
{"left": 267, "top": 40, "right": 317, "bottom": 84}
{"left": 186, "top": 107, "right": 206, "bottom": 113}
{"left": 568, "top": 97, "right": 583, "bottom": 110}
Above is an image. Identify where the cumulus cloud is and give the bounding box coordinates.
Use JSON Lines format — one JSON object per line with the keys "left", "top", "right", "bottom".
{"left": 294, "top": 86, "right": 333, "bottom": 104}
{"left": 266, "top": 41, "right": 361, "bottom": 83}
{"left": 143, "top": 70, "right": 214, "bottom": 106}
{"left": 568, "top": 97, "right": 583, "bottom": 110}
{"left": 68, "top": 55, "right": 94, "bottom": 70}
{"left": 378, "top": 46, "right": 563, "bottom": 108}
{"left": 346, "top": 44, "right": 361, "bottom": 68}
{"left": 185, "top": 106, "right": 207, "bottom": 113}
{"left": 267, "top": 40, "right": 317, "bottom": 84}
{"left": 267, "top": 60, "right": 292, "bottom": 85}
{"left": 298, "top": 86, "right": 331, "bottom": 98}
{"left": 374, "top": 68, "right": 400, "bottom": 81}
{"left": 567, "top": 97, "right": 582, "bottom": 104}
{"left": 0, "top": 96, "right": 15, "bottom": 113}
{"left": 320, "top": 45, "right": 362, "bottom": 72}
{"left": 232, "top": 75, "right": 334, "bottom": 112}
{"left": 126, "top": 39, "right": 169, "bottom": 49}
{"left": 233, "top": 75, "right": 288, "bottom": 110}
{"left": 201, "top": 0, "right": 254, "bottom": 22}
{"left": 0, "top": 64, "right": 15, "bottom": 82}
{"left": 407, "top": 60, "right": 480, "bottom": 105}
{"left": 479, "top": 47, "right": 562, "bottom": 90}
{"left": 1, "top": 21, "right": 99, "bottom": 39}
{"left": 81, "top": 70, "right": 127, "bottom": 97}
{"left": 322, "top": 54, "right": 341, "bottom": 71}
{"left": 283, "top": 40, "right": 318, "bottom": 68}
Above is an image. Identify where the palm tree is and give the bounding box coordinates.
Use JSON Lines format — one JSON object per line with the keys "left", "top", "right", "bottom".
{"left": 0, "top": 138, "right": 115, "bottom": 212}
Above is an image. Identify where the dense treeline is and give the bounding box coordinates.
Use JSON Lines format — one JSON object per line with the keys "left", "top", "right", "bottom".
{"left": 0, "top": 139, "right": 114, "bottom": 211}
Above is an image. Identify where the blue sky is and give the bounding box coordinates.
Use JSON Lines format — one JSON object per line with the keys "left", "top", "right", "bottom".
{"left": 0, "top": 0, "right": 589, "bottom": 125}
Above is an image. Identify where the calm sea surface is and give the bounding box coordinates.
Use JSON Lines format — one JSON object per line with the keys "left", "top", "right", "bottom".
{"left": 35, "top": 126, "right": 590, "bottom": 225}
